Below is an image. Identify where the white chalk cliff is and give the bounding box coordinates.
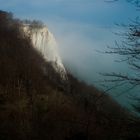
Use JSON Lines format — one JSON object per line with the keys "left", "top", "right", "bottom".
{"left": 23, "top": 24, "right": 67, "bottom": 80}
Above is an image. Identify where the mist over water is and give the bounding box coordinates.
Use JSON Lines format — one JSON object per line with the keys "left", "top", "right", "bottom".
{"left": 46, "top": 19, "right": 140, "bottom": 113}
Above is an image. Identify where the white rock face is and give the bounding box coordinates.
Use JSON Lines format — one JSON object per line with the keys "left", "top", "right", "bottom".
{"left": 23, "top": 25, "right": 67, "bottom": 80}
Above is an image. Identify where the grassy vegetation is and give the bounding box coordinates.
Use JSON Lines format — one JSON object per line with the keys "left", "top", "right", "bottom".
{"left": 0, "top": 10, "right": 139, "bottom": 140}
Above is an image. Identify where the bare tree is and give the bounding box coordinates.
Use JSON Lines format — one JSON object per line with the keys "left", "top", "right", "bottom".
{"left": 103, "top": 18, "right": 140, "bottom": 87}
{"left": 102, "top": 1, "right": 140, "bottom": 113}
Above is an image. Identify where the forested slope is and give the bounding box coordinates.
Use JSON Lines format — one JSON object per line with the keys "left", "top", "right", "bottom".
{"left": 0, "top": 10, "right": 139, "bottom": 140}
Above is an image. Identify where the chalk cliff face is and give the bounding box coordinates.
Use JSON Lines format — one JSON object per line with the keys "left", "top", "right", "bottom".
{"left": 23, "top": 25, "right": 67, "bottom": 80}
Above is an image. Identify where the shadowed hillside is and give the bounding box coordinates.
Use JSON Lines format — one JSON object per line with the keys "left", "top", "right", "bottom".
{"left": 0, "top": 10, "right": 140, "bottom": 140}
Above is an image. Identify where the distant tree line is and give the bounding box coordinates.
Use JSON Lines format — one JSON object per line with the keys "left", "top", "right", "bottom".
{"left": 23, "top": 19, "right": 44, "bottom": 29}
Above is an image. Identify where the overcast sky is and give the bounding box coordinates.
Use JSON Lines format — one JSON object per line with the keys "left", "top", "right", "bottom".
{"left": 0, "top": 0, "right": 139, "bottom": 109}
{"left": 0, "top": 0, "right": 138, "bottom": 25}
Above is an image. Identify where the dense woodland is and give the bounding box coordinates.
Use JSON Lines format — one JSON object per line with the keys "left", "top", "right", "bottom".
{"left": 0, "top": 10, "right": 140, "bottom": 140}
